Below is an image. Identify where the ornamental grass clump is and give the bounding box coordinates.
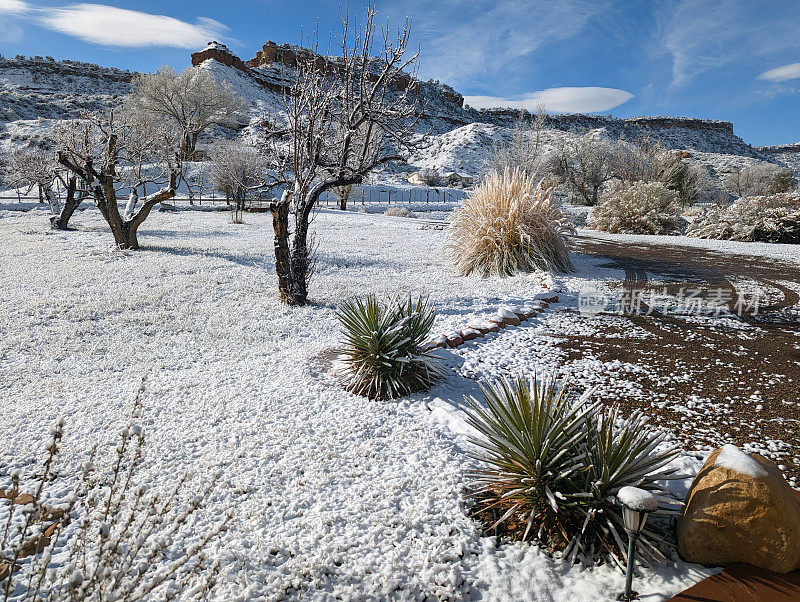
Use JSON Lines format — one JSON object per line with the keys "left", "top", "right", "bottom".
{"left": 336, "top": 294, "right": 445, "bottom": 400}
{"left": 447, "top": 168, "right": 574, "bottom": 277}
{"left": 464, "top": 374, "right": 681, "bottom": 565}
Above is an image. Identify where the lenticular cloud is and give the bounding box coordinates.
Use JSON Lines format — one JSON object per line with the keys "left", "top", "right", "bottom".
{"left": 38, "top": 3, "right": 227, "bottom": 48}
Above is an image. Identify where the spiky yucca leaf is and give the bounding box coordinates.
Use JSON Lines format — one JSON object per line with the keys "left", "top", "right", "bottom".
{"left": 447, "top": 168, "right": 574, "bottom": 277}
{"left": 576, "top": 408, "right": 682, "bottom": 564}
{"left": 465, "top": 373, "right": 683, "bottom": 564}
{"left": 464, "top": 375, "right": 597, "bottom": 543}
{"left": 336, "top": 294, "right": 444, "bottom": 400}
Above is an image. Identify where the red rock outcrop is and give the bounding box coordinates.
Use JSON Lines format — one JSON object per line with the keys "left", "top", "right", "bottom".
{"left": 191, "top": 42, "right": 249, "bottom": 72}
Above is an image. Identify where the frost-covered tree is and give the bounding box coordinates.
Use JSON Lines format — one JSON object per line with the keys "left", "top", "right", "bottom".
{"left": 2, "top": 146, "right": 54, "bottom": 203}
{"left": 332, "top": 184, "right": 355, "bottom": 210}
{"left": 484, "top": 106, "right": 547, "bottom": 180}
{"left": 55, "top": 107, "right": 183, "bottom": 249}
{"left": 264, "top": 3, "right": 420, "bottom": 305}
{"left": 127, "top": 66, "right": 249, "bottom": 162}
{"left": 610, "top": 137, "right": 704, "bottom": 206}
{"left": 724, "top": 163, "right": 796, "bottom": 198}
{"left": 548, "top": 134, "right": 615, "bottom": 206}
{"left": 0, "top": 144, "right": 83, "bottom": 228}
{"left": 208, "top": 139, "right": 267, "bottom": 223}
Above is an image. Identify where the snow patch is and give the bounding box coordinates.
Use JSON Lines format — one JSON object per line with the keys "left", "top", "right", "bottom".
{"left": 617, "top": 486, "right": 659, "bottom": 512}
{"left": 714, "top": 444, "right": 768, "bottom": 478}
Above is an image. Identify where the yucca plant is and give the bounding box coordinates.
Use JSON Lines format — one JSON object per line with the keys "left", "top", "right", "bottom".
{"left": 573, "top": 408, "right": 682, "bottom": 565}
{"left": 463, "top": 375, "right": 597, "bottom": 544}
{"left": 464, "top": 374, "right": 682, "bottom": 565}
{"left": 447, "top": 167, "right": 574, "bottom": 277}
{"left": 336, "top": 294, "right": 444, "bottom": 400}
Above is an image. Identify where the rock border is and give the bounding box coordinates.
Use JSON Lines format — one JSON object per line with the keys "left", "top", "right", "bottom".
{"left": 423, "top": 292, "right": 559, "bottom": 351}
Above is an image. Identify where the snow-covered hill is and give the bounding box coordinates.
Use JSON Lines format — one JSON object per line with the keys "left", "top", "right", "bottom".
{"left": 0, "top": 45, "right": 797, "bottom": 186}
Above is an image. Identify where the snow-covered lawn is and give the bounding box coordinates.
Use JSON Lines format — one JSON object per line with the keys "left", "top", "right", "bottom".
{"left": 1, "top": 207, "right": 719, "bottom": 600}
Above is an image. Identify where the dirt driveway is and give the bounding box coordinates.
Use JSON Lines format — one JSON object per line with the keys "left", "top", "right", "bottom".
{"left": 557, "top": 235, "right": 800, "bottom": 485}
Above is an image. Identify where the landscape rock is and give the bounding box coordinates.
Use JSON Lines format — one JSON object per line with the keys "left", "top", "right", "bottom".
{"left": 470, "top": 322, "right": 500, "bottom": 335}
{"left": 677, "top": 445, "right": 800, "bottom": 573}
{"left": 445, "top": 333, "right": 464, "bottom": 348}
{"left": 460, "top": 328, "right": 481, "bottom": 341}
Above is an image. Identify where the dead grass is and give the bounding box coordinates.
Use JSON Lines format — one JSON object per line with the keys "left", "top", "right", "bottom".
{"left": 447, "top": 168, "right": 574, "bottom": 276}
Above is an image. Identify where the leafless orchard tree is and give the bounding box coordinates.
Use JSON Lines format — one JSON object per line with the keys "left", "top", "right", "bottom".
{"left": 549, "top": 133, "right": 615, "bottom": 206}
{"left": 332, "top": 184, "right": 355, "bottom": 210}
{"left": 208, "top": 139, "right": 268, "bottom": 223}
{"left": 724, "top": 163, "right": 797, "bottom": 198}
{"left": 264, "top": 3, "right": 421, "bottom": 305}
{"left": 55, "top": 107, "right": 183, "bottom": 250}
{"left": 2, "top": 146, "right": 55, "bottom": 204}
{"left": 484, "top": 105, "right": 548, "bottom": 179}
{"left": 127, "top": 66, "right": 249, "bottom": 162}
{"left": 0, "top": 144, "right": 82, "bottom": 229}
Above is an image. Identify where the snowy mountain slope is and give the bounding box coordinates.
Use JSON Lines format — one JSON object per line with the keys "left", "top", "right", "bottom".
{"left": 0, "top": 46, "right": 797, "bottom": 185}
{"left": 0, "top": 57, "right": 133, "bottom": 122}
{"left": 757, "top": 143, "right": 800, "bottom": 173}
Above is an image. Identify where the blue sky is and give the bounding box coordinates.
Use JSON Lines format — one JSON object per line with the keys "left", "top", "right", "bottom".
{"left": 1, "top": 0, "right": 799, "bottom": 145}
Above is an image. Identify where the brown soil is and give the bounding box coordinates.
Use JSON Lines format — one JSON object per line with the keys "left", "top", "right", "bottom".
{"left": 555, "top": 235, "right": 800, "bottom": 483}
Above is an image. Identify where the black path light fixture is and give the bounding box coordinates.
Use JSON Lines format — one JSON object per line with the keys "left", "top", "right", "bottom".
{"left": 616, "top": 486, "right": 659, "bottom": 601}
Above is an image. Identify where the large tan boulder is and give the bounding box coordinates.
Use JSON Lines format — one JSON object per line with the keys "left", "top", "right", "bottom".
{"left": 677, "top": 445, "right": 800, "bottom": 573}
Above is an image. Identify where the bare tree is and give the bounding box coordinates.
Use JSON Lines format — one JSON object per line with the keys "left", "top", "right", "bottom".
{"left": 332, "top": 184, "right": 355, "bottom": 210}
{"left": 549, "top": 133, "right": 615, "bottom": 206}
{"left": 725, "top": 163, "right": 797, "bottom": 198}
{"left": 208, "top": 139, "right": 268, "bottom": 223}
{"left": 264, "top": 3, "right": 420, "bottom": 305}
{"left": 127, "top": 66, "right": 249, "bottom": 162}
{"left": 1, "top": 144, "right": 82, "bottom": 228}
{"left": 55, "top": 108, "right": 183, "bottom": 250}
{"left": 2, "top": 146, "right": 53, "bottom": 204}
{"left": 611, "top": 138, "right": 704, "bottom": 206}
{"left": 484, "top": 105, "right": 547, "bottom": 179}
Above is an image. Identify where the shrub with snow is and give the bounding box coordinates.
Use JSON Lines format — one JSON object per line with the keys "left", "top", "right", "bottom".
{"left": 589, "top": 180, "right": 685, "bottom": 235}
{"left": 383, "top": 206, "right": 417, "bottom": 218}
{"left": 336, "top": 295, "right": 444, "bottom": 400}
{"left": 686, "top": 192, "right": 800, "bottom": 243}
{"left": 0, "top": 379, "right": 227, "bottom": 600}
{"left": 447, "top": 168, "right": 574, "bottom": 277}
{"left": 464, "top": 374, "right": 680, "bottom": 564}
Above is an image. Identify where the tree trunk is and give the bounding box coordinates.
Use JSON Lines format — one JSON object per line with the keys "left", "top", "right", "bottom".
{"left": 289, "top": 215, "right": 310, "bottom": 305}
{"left": 124, "top": 189, "right": 139, "bottom": 219}
{"left": 52, "top": 177, "right": 79, "bottom": 230}
{"left": 270, "top": 191, "right": 293, "bottom": 303}
{"left": 339, "top": 197, "right": 347, "bottom": 211}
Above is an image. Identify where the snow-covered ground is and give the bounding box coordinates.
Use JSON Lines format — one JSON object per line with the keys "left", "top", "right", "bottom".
{"left": 0, "top": 205, "right": 728, "bottom": 600}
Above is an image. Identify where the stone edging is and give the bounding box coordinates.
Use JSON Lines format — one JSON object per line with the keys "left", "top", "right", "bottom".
{"left": 423, "top": 292, "right": 560, "bottom": 351}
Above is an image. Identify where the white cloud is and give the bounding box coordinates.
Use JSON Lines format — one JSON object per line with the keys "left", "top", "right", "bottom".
{"left": 384, "top": 0, "right": 609, "bottom": 86}
{"left": 758, "top": 62, "right": 800, "bottom": 82}
{"left": 464, "top": 87, "right": 633, "bottom": 113}
{"left": 658, "top": 0, "right": 800, "bottom": 86}
{"left": 37, "top": 3, "right": 226, "bottom": 48}
{"left": 0, "top": 0, "right": 29, "bottom": 13}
